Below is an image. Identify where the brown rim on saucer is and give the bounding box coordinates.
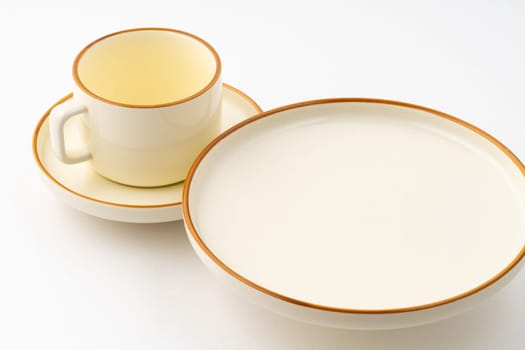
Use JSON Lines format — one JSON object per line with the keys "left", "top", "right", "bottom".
{"left": 183, "top": 97, "right": 525, "bottom": 314}
{"left": 32, "top": 83, "right": 262, "bottom": 209}
{"left": 73, "top": 27, "right": 222, "bottom": 109}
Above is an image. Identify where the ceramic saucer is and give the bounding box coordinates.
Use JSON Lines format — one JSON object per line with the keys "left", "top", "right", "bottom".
{"left": 33, "top": 83, "right": 262, "bottom": 223}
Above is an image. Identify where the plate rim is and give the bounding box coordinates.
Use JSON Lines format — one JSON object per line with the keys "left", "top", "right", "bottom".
{"left": 183, "top": 97, "right": 525, "bottom": 314}
{"left": 32, "top": 83, "right": 263, "bottom": 209}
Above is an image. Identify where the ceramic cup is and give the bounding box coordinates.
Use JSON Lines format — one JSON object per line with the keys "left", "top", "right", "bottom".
{"left": 49, "top": 28, "right": 222, "bottom": 187}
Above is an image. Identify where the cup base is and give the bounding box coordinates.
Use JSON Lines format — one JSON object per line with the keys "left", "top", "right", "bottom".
{"left": 98, "top": 171, "right": 186, "bottom": 189}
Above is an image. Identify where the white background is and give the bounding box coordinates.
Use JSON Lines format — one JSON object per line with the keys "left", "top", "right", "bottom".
{"left": 3, "top": 0, "right": 525, "bottom": 349}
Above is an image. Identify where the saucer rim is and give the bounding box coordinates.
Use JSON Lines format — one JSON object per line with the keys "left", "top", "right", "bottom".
{"left": 32, "top": 83, "right": 262, "bottom": 209}
{"left": 182, "top": 97, "right": 525, "bottom": 315}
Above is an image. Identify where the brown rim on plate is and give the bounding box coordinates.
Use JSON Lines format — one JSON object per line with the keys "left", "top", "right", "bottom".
{"left": 32, "top": 83, "right": 263, "bottom": 209}
{"left": 73, "top": 27, "right": 222, "bottom": 109}
{"left": 183, "top": 98, "right": 525, "bottom": 314}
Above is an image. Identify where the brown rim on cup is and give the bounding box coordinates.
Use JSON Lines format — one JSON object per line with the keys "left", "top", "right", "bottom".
{"left": 72, "top": 27, "right": 222, "bottom": 109}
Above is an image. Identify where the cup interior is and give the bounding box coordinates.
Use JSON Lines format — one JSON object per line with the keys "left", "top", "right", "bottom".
{"left": 75, "top": 28, "right": 219, "bottom": 106}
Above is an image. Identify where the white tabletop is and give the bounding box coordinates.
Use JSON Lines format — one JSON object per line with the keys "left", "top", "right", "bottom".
{"left": 4, "top": 1, "right": 525, "bottom": 349}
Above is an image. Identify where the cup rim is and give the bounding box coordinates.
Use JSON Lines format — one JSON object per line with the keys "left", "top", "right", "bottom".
{"left": 72, "top": 27, "right": 222, "bottom": 109}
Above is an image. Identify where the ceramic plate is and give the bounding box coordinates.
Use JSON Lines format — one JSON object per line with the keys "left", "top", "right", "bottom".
{"left": 184, "top": 99, "right": 525, "bottom": 329}
{"left": 33, "top": 84, "right": 262, "bottom": 223}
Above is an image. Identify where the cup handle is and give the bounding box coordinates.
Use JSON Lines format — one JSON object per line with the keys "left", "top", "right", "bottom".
{"left": 49, "top": 99, "right": 92, "bottom": 164}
